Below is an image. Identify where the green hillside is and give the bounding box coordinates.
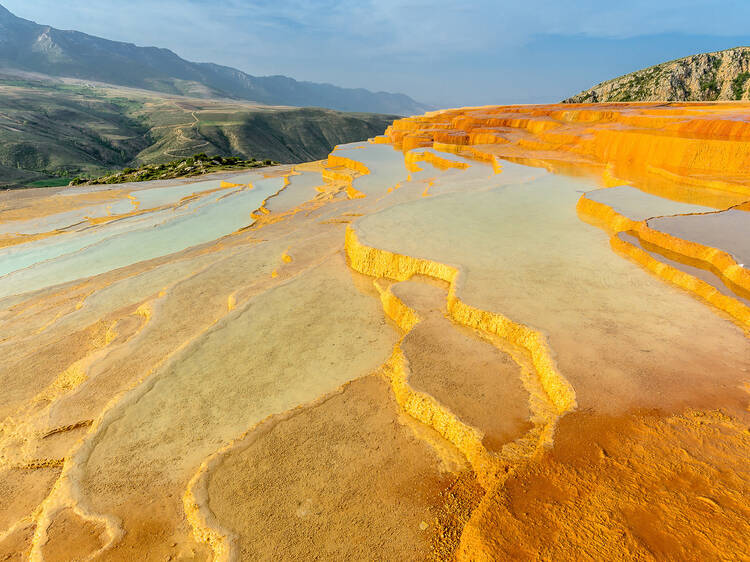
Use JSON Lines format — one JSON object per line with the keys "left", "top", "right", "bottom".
{"left": 0, "top": 77, "right": 396, "bottom": 189}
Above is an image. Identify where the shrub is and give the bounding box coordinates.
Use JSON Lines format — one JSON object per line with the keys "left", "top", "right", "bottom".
{"left": 699, "top": 77, "right": 720, "bottom": 100}
{"left": 732, "top": 72, "right": 750, "bottom": 100}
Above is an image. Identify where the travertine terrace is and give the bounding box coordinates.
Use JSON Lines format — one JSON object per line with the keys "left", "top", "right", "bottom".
{"left": 0, "top": 102, "right": 749, "bottom": 561}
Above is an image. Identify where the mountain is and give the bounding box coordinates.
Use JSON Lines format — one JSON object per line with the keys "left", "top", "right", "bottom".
{"left": 0, "top": 79, "right": 397, "bottom": 189}
{"left": 564, "top": 47, "right": 750, "bottom": 103}
{"left": 0, "top": 4, "right": 428, "bottom": 115}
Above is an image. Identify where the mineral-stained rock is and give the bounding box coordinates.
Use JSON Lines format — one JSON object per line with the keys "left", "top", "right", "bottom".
{"left": 0, "top": 102, "right": 748, "bottom": 561}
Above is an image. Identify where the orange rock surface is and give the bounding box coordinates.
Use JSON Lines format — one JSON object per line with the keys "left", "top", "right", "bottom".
{"left": 0, "top": 103, "right": 748, "bottom": 561}
{"left": 384, "top": 102, "right": 750, "bottom": 201}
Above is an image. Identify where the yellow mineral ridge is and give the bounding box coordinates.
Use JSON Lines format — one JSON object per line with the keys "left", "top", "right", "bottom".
{"left": 0, "top": 103, "right": 748, "bottom": 561}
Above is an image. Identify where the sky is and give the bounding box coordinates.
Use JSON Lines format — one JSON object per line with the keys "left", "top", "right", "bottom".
{"left": 4, "top": 0, "right": 750, "bottom": 107}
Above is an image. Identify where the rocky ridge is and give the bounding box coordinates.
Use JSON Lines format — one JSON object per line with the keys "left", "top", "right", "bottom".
{"left": 565, "top": 46, "right": 750, "bottom": 103}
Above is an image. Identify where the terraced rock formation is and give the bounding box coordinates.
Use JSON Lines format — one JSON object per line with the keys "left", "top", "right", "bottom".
{"left": 0, "top": 102, "right": 748, "bottom": 560}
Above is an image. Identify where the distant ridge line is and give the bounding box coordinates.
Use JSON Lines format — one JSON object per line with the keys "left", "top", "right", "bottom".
{"left": 0, "top": 3, "right": 429, "bottom": 115}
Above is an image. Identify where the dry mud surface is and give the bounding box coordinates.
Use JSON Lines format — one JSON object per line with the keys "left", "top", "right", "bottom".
{"left": 0, "top": 102, "right": 749, "bottom": 561}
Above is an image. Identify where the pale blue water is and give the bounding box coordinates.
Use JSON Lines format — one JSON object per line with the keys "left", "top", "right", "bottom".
{"left": 0, "top": 175, "right": 285, "bottom": 297}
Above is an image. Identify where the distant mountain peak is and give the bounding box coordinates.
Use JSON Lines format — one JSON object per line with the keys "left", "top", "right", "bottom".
{"left": 0, "top": 3, "right": 428, "bottom": 115}
{"left": 564, "top": 46, "right": 750, "bottom": 103}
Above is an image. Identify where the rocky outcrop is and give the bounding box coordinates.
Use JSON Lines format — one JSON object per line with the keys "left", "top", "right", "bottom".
{"left": 565, "top": 47, "right": 750, "bottom": 102}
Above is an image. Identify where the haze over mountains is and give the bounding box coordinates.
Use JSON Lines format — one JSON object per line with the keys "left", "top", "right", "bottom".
{"left": 565, "top": 46, "right": 750, "bottom": 103}
{"left": 0, "top": 3, "right": 428, "bottom": 115}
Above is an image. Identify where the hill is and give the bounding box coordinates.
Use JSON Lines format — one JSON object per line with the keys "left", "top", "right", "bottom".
{"left": 564, "top": 47, "right": 750, "bottom": 103}
{"left": 0, "top": 77, "right": 397, "bottom": 188}
{"left": 0, "top": 4, "right": 428, "bottom": 115}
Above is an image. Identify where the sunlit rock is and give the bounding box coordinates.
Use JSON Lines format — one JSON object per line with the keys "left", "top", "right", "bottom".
{"left": 0, "top": 103, "right": 748, "bottom": 561}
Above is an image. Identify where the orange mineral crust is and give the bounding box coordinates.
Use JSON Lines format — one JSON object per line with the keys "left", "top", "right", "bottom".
{"left": 0, "top": 103, "right": 749, "bottom": 561}
{"left": 384, "top": 102, "right": 750, "bottom": 201}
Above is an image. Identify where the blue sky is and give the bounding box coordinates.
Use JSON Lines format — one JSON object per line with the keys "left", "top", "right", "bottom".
{"left": 5, "top": 0, "right": 750, "bottom": 107}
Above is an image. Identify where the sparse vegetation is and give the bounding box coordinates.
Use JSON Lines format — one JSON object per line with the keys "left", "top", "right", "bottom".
{"left": 699, "top": 59, "right": 722, "bottom": 100}
{"left": 732, "top": 72, "right": 750, "bottom": 99}
{"left": 699, "top": 74, "right": 720, "bottom": 98}
{"left": 70, "top": 153, "right": 278, "bottom": 186}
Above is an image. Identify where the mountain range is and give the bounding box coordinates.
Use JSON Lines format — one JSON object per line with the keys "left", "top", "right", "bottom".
{"left": 0, "top": 4, "right": 428, "bottom": 115}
